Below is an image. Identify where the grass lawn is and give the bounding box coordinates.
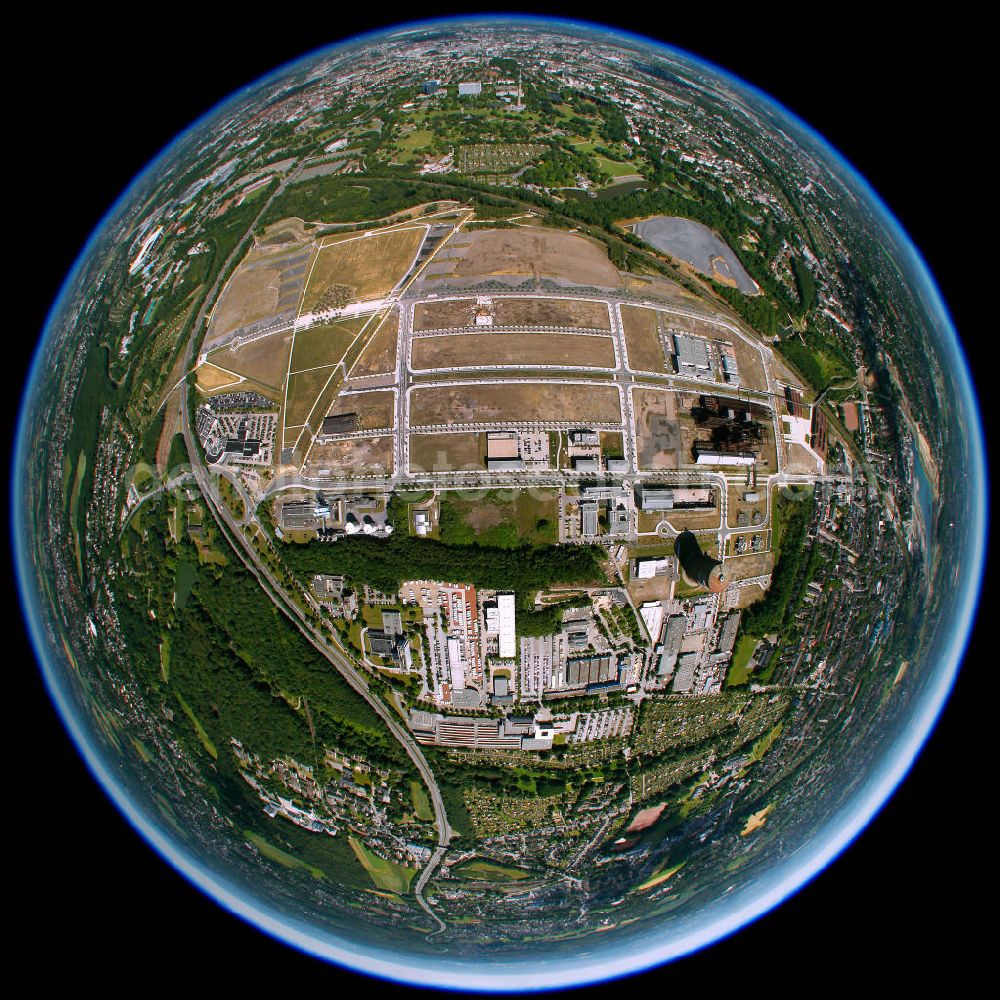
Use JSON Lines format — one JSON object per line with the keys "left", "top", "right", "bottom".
{"left": 594, "top": 154, "right": 639, "bottom": 178}
{"left": 410, "top": 781, "right": 434, "bottom": 822}
{"left": 349, "top": 837, "right": 416, "bottom": 893}
{"left": 246, "top": 832, "right": 326, "bottom": 879}
{"left": 726, "top": 635, "right": 758, "bottom": 687}
{"left": 438, "top": 488, "right": 559, "bottom": 547}
{"left": 452, "top": 859, "right": 533, "bottom": 882}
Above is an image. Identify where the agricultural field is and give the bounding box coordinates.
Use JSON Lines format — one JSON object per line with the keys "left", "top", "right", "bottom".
{"left": 349, "top": 309, "right": 399, "bottom": 377}
{"left": 195, "top": 362, "right": 243, "bottom": 392}
{"left": 301, "top": 227, "right": 425, "bottom": 312}
{"left": 409, "top": 381, "right": 622, "bottom": 426}
{"left": 348, "top": 837, "right": 415, "bottom": 894}
{"left": 409, "top": 432, "right": 485, "bottom": 473}
{"left": 410, "top": 333, "right": 615, "bottom": 371}
{"left": 285, "top": 367, "right": 336, "bottom": 429}
{"left": 206, "top": 244, "right": 312, "bottom": 348}
{"left": 451, "top": 228, "right": 623, "bottom": 288}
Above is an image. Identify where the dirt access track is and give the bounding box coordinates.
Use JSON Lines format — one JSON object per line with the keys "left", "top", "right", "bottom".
{"left": 409, "top": 381, "right": 622, "bottom": 426}
{"left": 450, "top": 227, "right": 624, "bottom": 289}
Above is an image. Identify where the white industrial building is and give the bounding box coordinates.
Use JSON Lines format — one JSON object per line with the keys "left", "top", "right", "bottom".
{"left": 497, "top": 593, "right": 516, "bottom": 659}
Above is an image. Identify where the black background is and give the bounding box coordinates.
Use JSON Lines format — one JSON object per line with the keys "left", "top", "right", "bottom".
{"left": 10, "top": 5, "right": 989, "bottom": 992}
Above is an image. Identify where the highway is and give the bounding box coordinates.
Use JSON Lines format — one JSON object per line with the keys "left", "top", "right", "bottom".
{"left": 177, "top": 168, "right": 452, "bottom": 932}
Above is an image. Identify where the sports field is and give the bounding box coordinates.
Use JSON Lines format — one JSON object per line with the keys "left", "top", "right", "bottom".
{"left": 410, "top": 333, "right": 615, "bottom": 371}
{"left": 301, "top": 227, "right": 425, "bottom": 312}
{"left": 409, "top": 382, "right": 622, "bottom": 426}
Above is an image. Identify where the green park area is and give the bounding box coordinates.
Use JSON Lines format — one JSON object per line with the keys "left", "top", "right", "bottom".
{"left": 452, "top": 859, "right": 533, "bottom": 882}
{"left": 438, "top": 489, "right": 558, "bottom": 547}
{"left": 349, "top": 837, "right": 416, "bottom": 894}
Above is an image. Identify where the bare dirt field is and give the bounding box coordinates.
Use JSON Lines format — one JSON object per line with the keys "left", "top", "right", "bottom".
{"left": 327, "top": 390, "right": 396, "bottom": 430}
{"left": 285, "top": 367, "right": 335, "bottom": 428}
{"left": 492, "top": 297, "right": 612, "bottom": 330}
{"left": 409, "top": 432, "right": 485, "bottom": 473}
{"left": 196, "top": 362, "right": 243, "bottom": 392}
{"left": 155, "top": 392, "right": 182, "bottom": 473}
{"left": 621, "top": 305, "right": 668, "bottom": 373}
{"left": 214, "top": 331, "right": 292, "bottom": 392}
{"left": 724, "top": 551, "right": 774, "bottom": 581}
{"left": 305, "top": 435, "right": 394, "bottom": 477}
{"left": 409, "top": 382, "right": 622, "bottom": 426}
{"left": 727, "top": 486, "right": 766, "bottom": 529}
{"left": 350, "top": 310, "right": 399, "bottom": 377}
{"left": 289, "top": 319, "right": 366, "bottom": 373}
{"left": 728, "top": 582, "right": 767, "bottom": 609}
{"left": 410, "top": 333, "right": 615, "bottom": 370}
{"left": 451, "top": 228, "right": 623, "bottom": 288}
{"left": 302, "top": 227, "right": 424, "bottom": 311}
{"left": 413, "top": 298, "right": 476, "bottom": 331}
{"left": 208, "top": 245, "right": 312, "bottom": 344}
{"left": 659, "top": 508, "right": 722, "bottom": 532}
{"left": 633, "top": 387, "right": 680, "bottom": 469}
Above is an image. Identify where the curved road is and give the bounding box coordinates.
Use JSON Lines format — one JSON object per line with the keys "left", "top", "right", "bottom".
{"left": 176, "top": 168, "right": 451, "bottom": 931}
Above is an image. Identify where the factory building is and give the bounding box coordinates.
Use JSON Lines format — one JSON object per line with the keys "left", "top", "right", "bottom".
{"left": 566, "top": 654, "right": 618, "bottom": 689}
{"left": 320, "top": 413, "right": 357, "bottom": 436}
{"left": 496, "top": 593, "right": 516, "bottom": 659}
{"left": 573, "top": 456, "right": 600, "bottom": 473}
{"left": 673, "top": 333, "right": 711, "bottom": 376}
{"left": 580, "top": 500, "right": 600, "bottom": 538}
{"left": 570, "top": 430, "right": 600, "bottom": 446}
{"left": 638, "top": 485, "right": 674, "bottom": 511}
{"left": 694, "top": 449, "right": 755, "bottom": 466}
{"left": 458, "top": 82, "right": 482, "bottom": 96}
{"left": 657, "top": 615, "right": 687, "bottom": 677}
{"left": 606, "top": 458, "right": 629, "bottom": 473}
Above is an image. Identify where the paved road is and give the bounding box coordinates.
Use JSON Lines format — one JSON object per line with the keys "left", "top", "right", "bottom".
{"left": 177, "top": 167, "right": 452, "bottom": 931}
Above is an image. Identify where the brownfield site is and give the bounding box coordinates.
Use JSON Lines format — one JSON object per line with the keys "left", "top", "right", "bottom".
{"left": 409, "top": 382, "right": 621, "bottom": 426}
{"left": 491, "top": 297, "right": 612, "bottom": 329}
{"left": 196, "top": 362, "right": 243, "bottom": 392}
{"left": 450, "top": 228, "right": 623, "bottom": 288}
{"left": 664, "top": 310, "right": 769, "bottom": 392}
{"left": 633, "top": 387, "right": 681, "bottom": 469}
{"left": 413, "top": 298, "right": 477, "bottom": 331}
{"left": 305, "top": 435, "right": 394, "bottom": 477}
{"left": 212, "top": 331, "right": 292, "bottom": 393}
{"left": 289, "top": 319, "right": 366, "bottom": 373}
{"left": 285, "top": 367, "right": 336, "bottom": 429}
{"left": 410, "top": 333, "right": 615, "bottom": 371}
{"left": 409, "top": 432, "right": 485, "bottom": 472}
{"left": 620, "top": 305, "right": 668, "bottom": 373}
{"left": 207, "top": 245, "right": 314, "bottom": 347}
{"left": 350, "top": 310, "right": 399, "bottom": 377}
{"left": 301, "top": 227, "right": 425, "bottom": 312}
{"left": 326, "top": 390, "right": 396, "bottom": 430}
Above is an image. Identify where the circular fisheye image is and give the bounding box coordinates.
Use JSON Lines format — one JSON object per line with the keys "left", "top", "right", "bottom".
{"left": 14, "top": 15, "right": 986, "bottom": 992}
